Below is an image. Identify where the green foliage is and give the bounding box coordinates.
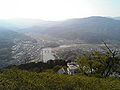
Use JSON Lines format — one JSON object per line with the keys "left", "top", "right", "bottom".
{"left": 0, "top": 40, "right": 14, "bottom": 68}
{"left": 7, "top": 60, "right": 67, "bottom": 73}
{"left": 77, "top": 51, "right": 120, "bottom": 77}
{"left": 0, "top": 48, "right": 12, "bottom": 60}
{"left": 0, "top": 68, "right": 120, "bottom": 90}
{"left": 53, "top": 65, "right": 62, "bottom": 72}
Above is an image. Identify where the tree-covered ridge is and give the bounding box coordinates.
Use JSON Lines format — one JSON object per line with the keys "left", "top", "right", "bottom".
{"left": 0, "top": 28, "right": 36, "bottom": 68}
{"left": 0, "top": 68, "right": 120, "bottom": 90}
{"left": 0, "top": 30, "right": 16, "bottom": 68}
{"left": 7, "top": 60, "right": 67, "bottom": 73}
{"left": 77, "top": 51, "right": 120, "bottom": 77}
{"left": 22, "top": 16, "right": 120, "bottom": 44}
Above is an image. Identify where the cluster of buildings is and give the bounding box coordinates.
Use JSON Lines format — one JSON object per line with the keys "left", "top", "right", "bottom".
{"left": 11, "top": 39, "right": 43, "bottom": 64}
{"left": 58, "top": 62, "right": 79, "bottom": 75}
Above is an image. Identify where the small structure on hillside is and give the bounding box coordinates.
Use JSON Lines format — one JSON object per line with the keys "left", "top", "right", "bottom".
{"left": 67, "top": 62, "right": 79, "bottom": 75}
{"left": 58, "top": 68, "right": 67, "bottom": 74}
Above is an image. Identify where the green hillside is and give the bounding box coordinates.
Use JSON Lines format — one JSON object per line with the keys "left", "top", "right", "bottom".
{"left": 0, "top": 28, "right": 28, "bottom": 68}
{"left": 0, "top": 68, "right": 120, "bottom": 90}
{"left": 24, "top": 16, "right": 120, "bottom": 43}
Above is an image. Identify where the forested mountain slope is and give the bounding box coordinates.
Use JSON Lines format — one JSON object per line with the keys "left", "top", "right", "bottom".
{"left": 22, "top": 16, "right": 120, "bottom": 43}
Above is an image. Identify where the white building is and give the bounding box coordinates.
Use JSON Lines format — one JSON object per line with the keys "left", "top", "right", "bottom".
{"left": 67, "top": 62, "right": 79, "bottom": 75}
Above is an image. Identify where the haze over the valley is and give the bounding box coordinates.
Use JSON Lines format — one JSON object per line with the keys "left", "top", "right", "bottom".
{"left": 0, "top": 0, "right": 120, "bottom": 67}
{"left": 1, "top": 0, "right": 120, "bottom": 89}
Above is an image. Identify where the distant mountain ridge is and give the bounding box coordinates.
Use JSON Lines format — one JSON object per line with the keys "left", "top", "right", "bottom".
{"left": 0, "top": 16, "right": 120, "bottom": 43}
{"left": 20, "top": 16, "right": 120, "bottom": 43}
{"left": 0, "top": 18, "right": 48, "bottom": 30}
{"left": 113, "top": 17, "right": 120, "bottom": 20}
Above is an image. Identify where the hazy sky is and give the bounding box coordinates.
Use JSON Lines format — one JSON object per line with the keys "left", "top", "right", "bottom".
{"left": 0, "top": 0, "right": 120, "bottom": 20}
